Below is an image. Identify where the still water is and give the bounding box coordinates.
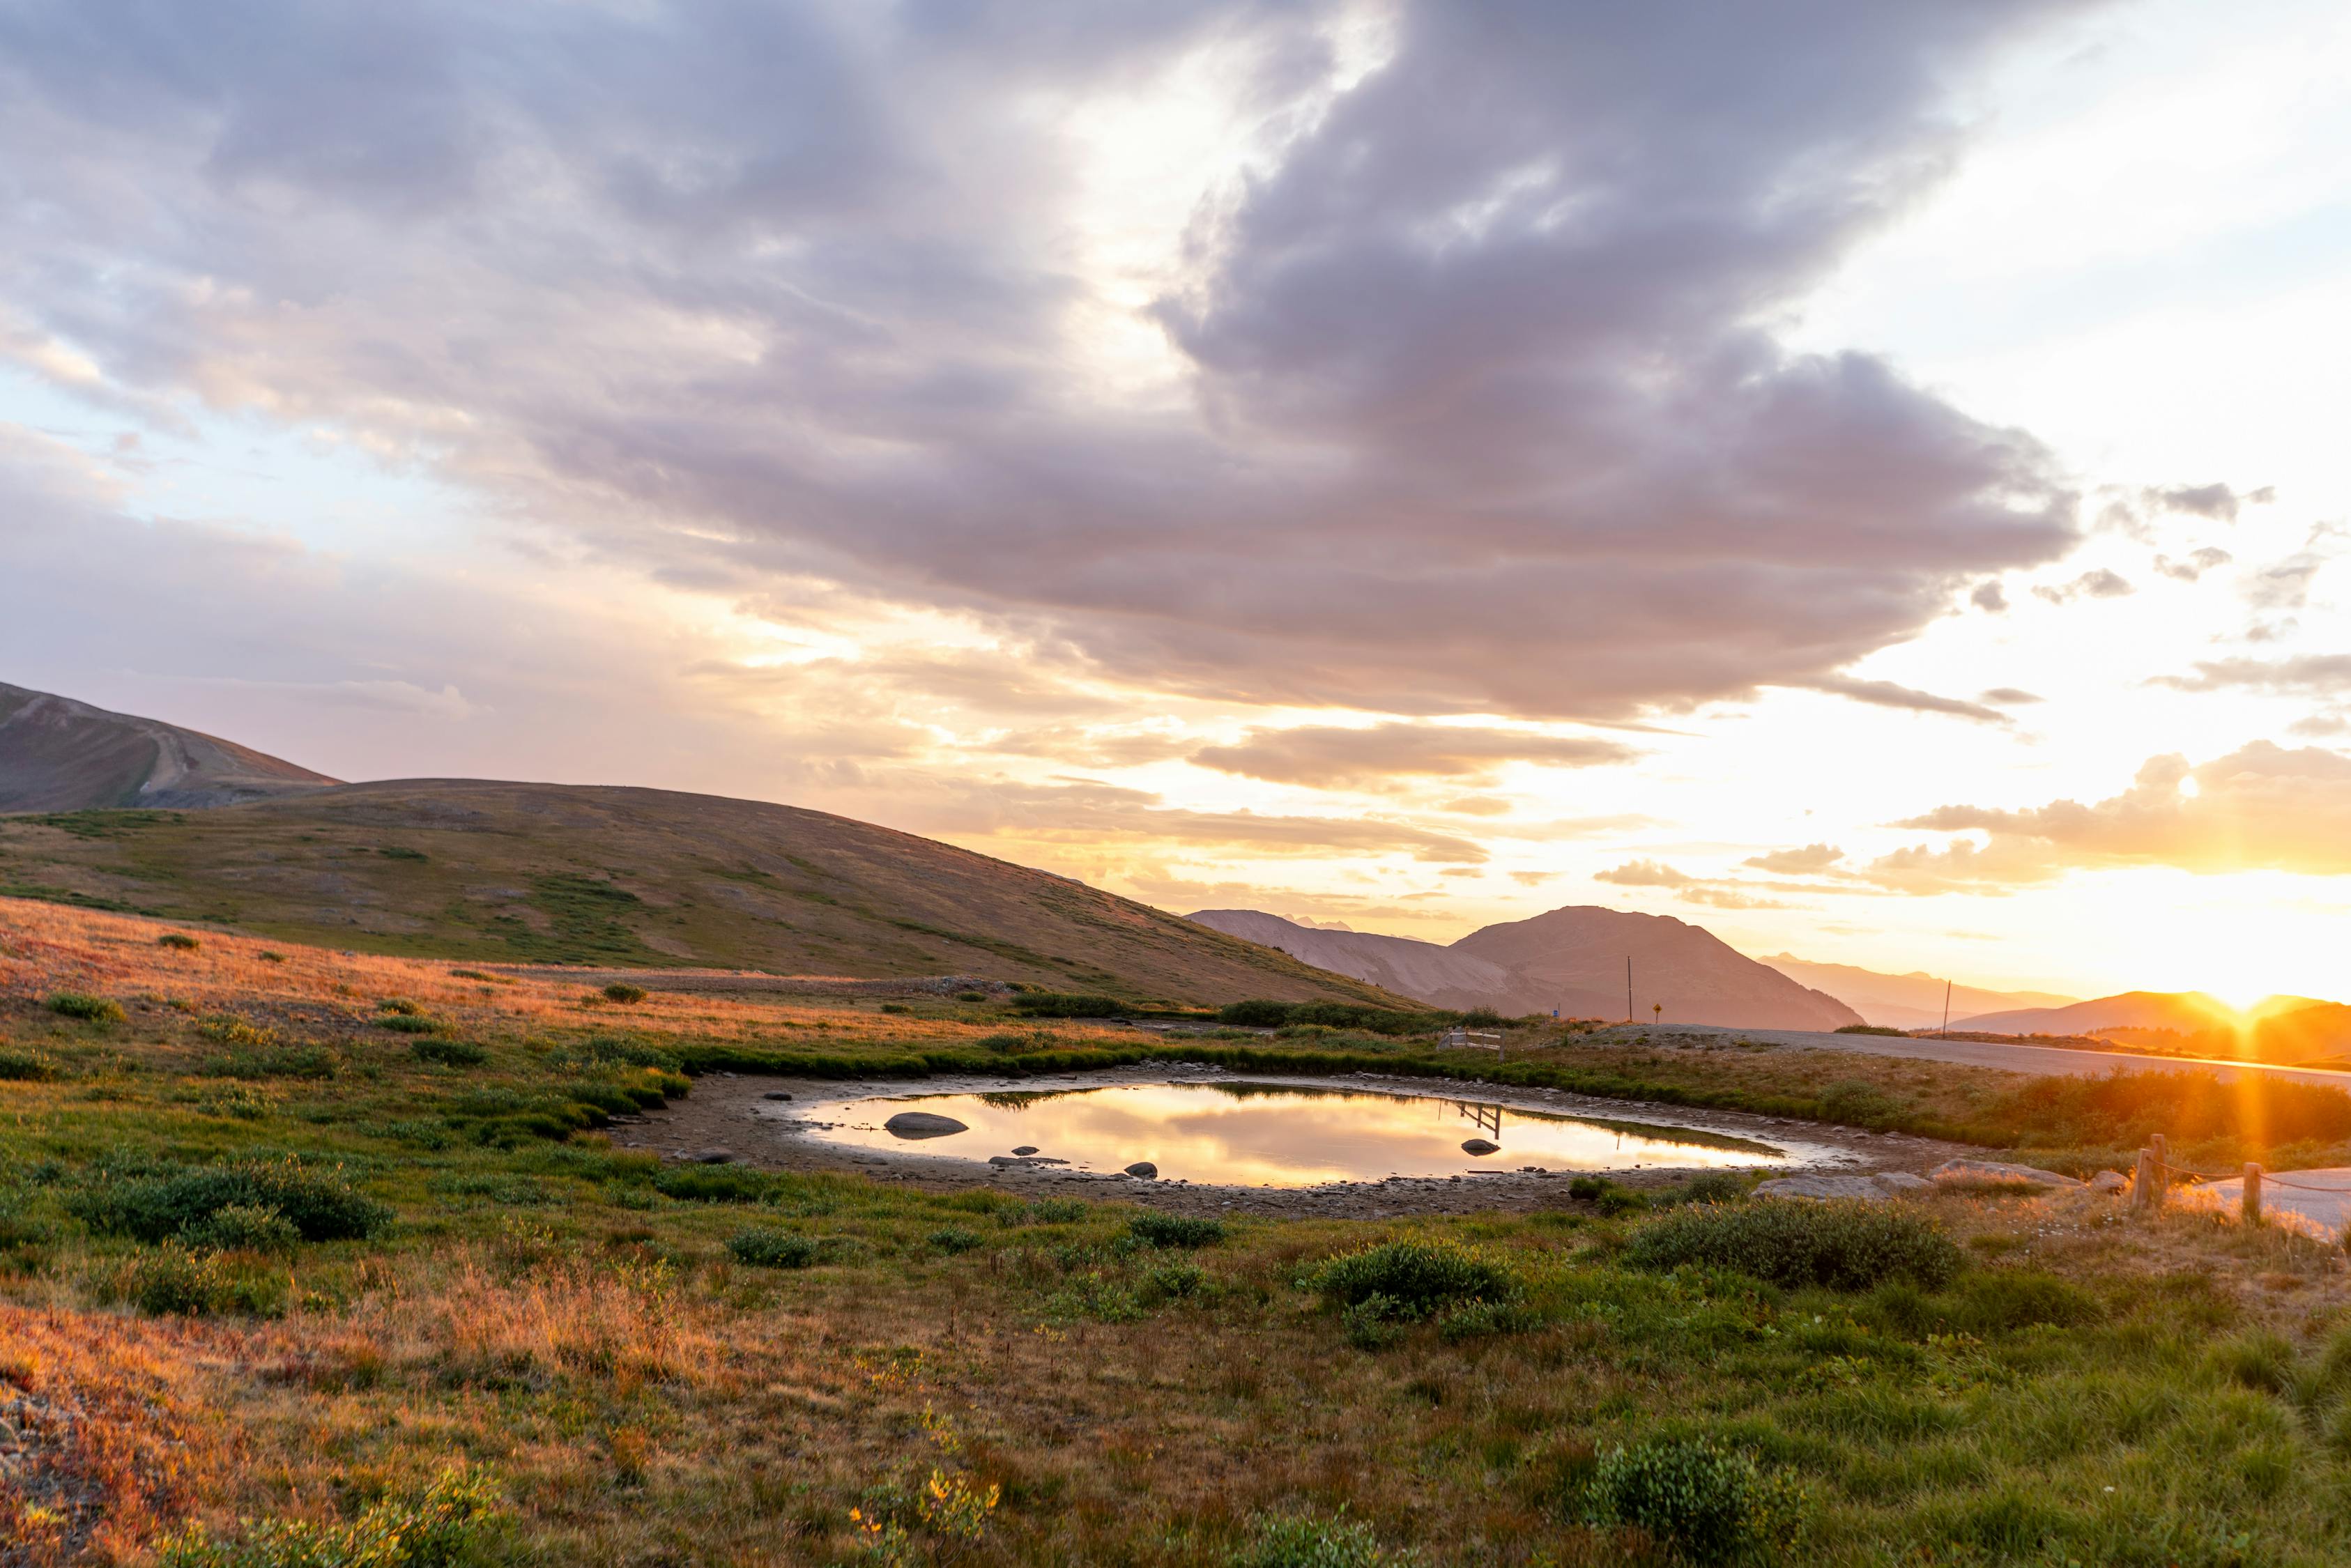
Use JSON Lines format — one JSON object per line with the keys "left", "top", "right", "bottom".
{"left": 797, "top": 1080, "right": 1790, "bottom": 1187}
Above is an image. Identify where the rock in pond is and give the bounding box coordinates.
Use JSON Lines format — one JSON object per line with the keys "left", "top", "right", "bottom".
{"left": 884, "top": 1111, "right": 970, "bottom": 1139}
{"left": 1931, "top": 1158, "right": 2079, "bottom": 1190}
{"left": 1124, "top": 1161, "right": 1159, "bottom": 1179}
{"left": 1012, "top": 1145, "right": 1039, "bottom": 1156}
{"left": 762, "top": 1091, "right": 795, "bottom": 1102}
{"left": 1461, "top": 1138, "right": 1501, "bottom": 1156}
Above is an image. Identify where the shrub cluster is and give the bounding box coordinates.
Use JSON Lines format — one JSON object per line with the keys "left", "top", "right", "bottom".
{"left": 70, "top": 1157, "right": 392, "bottom": 1245}
{"left": 602, "top": 983, "right": 648, "bottom": 1004}
{"left": 158, "top": 932, "right": 201, "bottom": 951}
{"left": 1010, "top": 991, "right": 1131, "bottom": 1019}
{"left": 1584, "top": 1437, "right": 1807, "bottom": 1566}
{"left": 728, "top": 1228, "right": 818, "bottom": 1268}
{"left": 1625, "top": 1199, "right": 1961, "bottom": 1292}
{"left": 158, "top": 1468, "right": 500, "bottom": 1568}
{"left": 0, "top": 1048, "right": 59, "bottom": 1082}
{"left": 1305, "top": 1238, "right": 1523, "bottom": 1346}
{"left": 1126, "top": 1213, "right": 1225, "bottom": 1249}
{"left": 47, "top": 992, "right": 124, "bottom": 1024}
{"left": 1230, "top": 1509, "right": 1409, "bottom": 1568}
{"left": 411, "top": 1038, "right": 489, "bottom": 1068}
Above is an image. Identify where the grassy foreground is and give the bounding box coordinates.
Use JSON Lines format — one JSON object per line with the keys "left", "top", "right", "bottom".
{"left": 7, "top": 898, "right": 2351, "bottom": 1566}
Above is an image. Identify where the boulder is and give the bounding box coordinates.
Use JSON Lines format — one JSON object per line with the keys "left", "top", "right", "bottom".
{"left": 1124, "top": 1161, "right": 1160, "bottom": 1179}
{"left": 1461, "top": 1139, "right": 1501, "bottom": 1156}
{"left": 988, "top": 1154, "right": 1069, "bottom": 1168}
{"left": 1012, "top": 1145, "right": 1039, "bottom": 1156}
{"left": 1752, "top": 1172, "right": 1929, "bottom": 1202}
{"left": 884, "top": 1111, "right": 970, "bottom": 1139}
{"left": 762, "top": 1091, "right": 795, "bottom": 1102}
{"left": 2089, "top": 1169, "right": 2129, "bottom": 1193}
{"left": 1931, "top": 1158, "right": 2080, "bottom": 1190}
{"left": 690, "top": 1149, "right": 734, "bottom": 1165}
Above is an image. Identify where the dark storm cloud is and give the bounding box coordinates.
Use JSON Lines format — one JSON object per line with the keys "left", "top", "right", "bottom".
{"left": 0, "top": 0, "right": 2092, "bottom": 720}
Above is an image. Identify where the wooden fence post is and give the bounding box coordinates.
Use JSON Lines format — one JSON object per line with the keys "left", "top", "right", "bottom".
{"left": 2244, "top": 1163, "right": 2263, "bottom": 1227}
{"left": 2133, "top": 1147, "right": 2158, "bottom": 1213}
{"left": 2151, "top": 1132, "right": 2169, "bottom": 1181}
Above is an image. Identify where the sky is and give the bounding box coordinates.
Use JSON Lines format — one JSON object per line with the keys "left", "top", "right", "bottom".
{"left": 4, "top": 0, "right": 2350, "bottom": 1005}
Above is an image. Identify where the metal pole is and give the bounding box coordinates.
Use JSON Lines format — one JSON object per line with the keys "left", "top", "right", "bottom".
{"left": 1626, "top": 957, "right": 1633, "bottom": 1024}
{"left": 1939, "top": 979, "right": 1951, "bottom": 1039}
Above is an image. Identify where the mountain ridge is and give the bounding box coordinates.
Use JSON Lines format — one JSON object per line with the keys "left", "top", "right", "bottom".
{"left": 0, "top": 682, "right": 338, "bottom": 813}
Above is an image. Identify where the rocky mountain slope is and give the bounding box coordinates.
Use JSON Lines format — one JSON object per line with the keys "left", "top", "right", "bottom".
{"left": 1193, "top": 905, "right": 1863, "bottom": 1029}
{"left": 0, "top": 682, "right": 336, "bottom": 811}
{"left": 1186, "top": 910, "right": 1549, "bottom": 1014}
{"left": 0, "top": 777, "right": 1402, "bottom": 1006}
{"left": 1760, "top": 953, "right": 2076, "bottom": 1031}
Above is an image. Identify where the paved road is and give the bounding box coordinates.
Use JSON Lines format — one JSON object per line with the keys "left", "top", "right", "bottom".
{"left": 1581, "top": 1022, "right": 2351, "bottom": 1091}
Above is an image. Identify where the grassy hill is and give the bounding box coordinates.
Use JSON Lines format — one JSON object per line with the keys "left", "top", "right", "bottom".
{"left": 0, "top": 778, "right": 1406, "bottom": 1007}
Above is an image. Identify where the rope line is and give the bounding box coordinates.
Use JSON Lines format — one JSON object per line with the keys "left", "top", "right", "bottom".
{"left": 2152, "top": 1155, "right": 2348, "bottom": 1194}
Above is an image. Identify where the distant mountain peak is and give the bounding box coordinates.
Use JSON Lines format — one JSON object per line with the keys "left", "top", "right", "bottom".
{"left": 0, "top": 682, "right": 337, "bottom": 813}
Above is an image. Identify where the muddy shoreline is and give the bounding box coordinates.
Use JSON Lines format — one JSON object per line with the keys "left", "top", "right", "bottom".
{"left": 606, "top": 1063, "right": 1979, "bottom": 1217}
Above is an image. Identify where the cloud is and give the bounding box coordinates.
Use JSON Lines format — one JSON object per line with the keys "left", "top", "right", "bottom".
{"left": 1977, "top": 687, "right": 2042, "bottom": 705}
{"left": 1594, "top": 859, "right": 1695, "bottom": 888}
{"left": 2153, "top": 546, "right": 2233, "bottom": 583}
{"left": 1867, "top": 741, "right": 2351, "bottom": 888}
{"left": 2150, "top": 656, "right": 2351, "bottom": 698}
{"left": 1804, "top": 676, "right": 2007, "bottom": 723}
{"left": 2243, "top": 555, "right": 2324, "bottom": 612}
{"left": 2097, "top": 483, "right": 2272, "bottom": 540}
{"left": 2032, "top": 567, "right": 2132, "bottom": 606}
{"left": 896, "top": 776, "right": 1493, "bottom": 864}
{"left": 1678, "top": 887, "right": 1798, "bottom": 910}
{"left": 1744, "top": 843, "right": 1846, "bottom": 873}
{"left": 1971, "top": 581, "right": 2010, "bottom": 613}
{"left": 1188, "top": 723, "right": 1637, "bottom": 788}
{"left": 0, "top": 0, "right": 2088, "bottom": 725}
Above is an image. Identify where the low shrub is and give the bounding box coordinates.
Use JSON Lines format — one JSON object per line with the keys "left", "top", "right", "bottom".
{"left": 1011, "top": 991, "right": 1130, "bottom": 1019}
{"left": 157, "top": 1468, "right": 501, "bottom": 1568}
{"left": 998, "top": 1198, "right": 1090, "bottom": 1227}
{"left": 378, "top": 845, "right": 429, "bottom": 861}
{"left": 48, "top": 993, "right": 124, "bottom": 1024}
{"left": 1304, "top": 1239, "right": 1519, "bottom": 1317}
{"left": 558, "top": 1035, "right": 683, "bottom": 1073}
{"left": 0, "top": 1048, "right": 59, "bottom": 1082}
{"left": 377, "top": 1013, "right": 441, "bottom": 1035}
{"left": 1127, "top": 1213, "right": 1226, "bottom": 1249}
{"left": 1625, "top": 1199, "right": 1961, "bottom": 1292}
{"left": 1835, "top": 1024, "right": 1908, "bottom": 1037}
{"left": 199, "top": 1015, "right": 281, "bottom": 1049}
{"left": 653, "top": 1165, "right": 774, "bottom": 1202}
{"left": 928, "top": 1227, "right": 983, "bottom": 1254}
{"left": 603, "top": 983, "right": 647, "bottom": 1004}
{"left": 728, "top": 1229, "right": 818, "bottom": 1268}
{"left": 123, "top": 1241, "right": 235, "bottom": 1316}
{"left": 158, "top": 932, "right": 201, "bottom": 951}
{"left": 1568, "top": 1174, "right": 1650, "bottom": 1215}
{"left": 411, "top": 1038, "right": 489, "bottom": 1068}
{"left": 1230, "top": 1508, "right": 1408, "bottom": 1568}
{"left": 1140, "top": 1259, "right": 1209, "bottom": 1305}
{"left": 1584, "top": 1437, "right": 1807, "bottom": 1566}
{"left": 187, "top": 1203, "right": 302, "bottom": 1256}
{"left": 71, "top": 1158, "right": 392, "bottom": 1244}
{"left": 1437, "top": 1298, "right": 1539, "bottom": 1342}
{"left": 880, "top": 1003, "right": 910, "bottom": 1015}
{"left": 380, "top": 998, "right": 422, "bottom": 1015}
{"left": 257, "top": 951, "right": 286, "bottom": 963}
{"left": 201, "top": 1045, "right": 339, "bottom": 1080}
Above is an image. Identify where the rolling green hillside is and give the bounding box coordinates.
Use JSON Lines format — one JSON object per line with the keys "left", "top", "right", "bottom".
{"left": 0, "top": 778, "right": 1406, "bottom": 1008}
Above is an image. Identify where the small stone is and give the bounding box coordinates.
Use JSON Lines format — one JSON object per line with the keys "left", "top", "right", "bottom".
{"left": 1124, "top": 1161, "right": 1159, "bottom": 1179}
{"left": 1012, "top": 1145, "right": 1039, "bottom": 1156}
{"left": 884, "top": 1111, "right": 970, "bottom": 1139}
{"left": 1461, "top": 1138, "right": 1501, "bottom": 1156}
{"left": 691, "top": 1150, "right": 734, "bottom": 1165}
{"left": 762, "top": 1091, "right": 795, "bottom": 1102}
